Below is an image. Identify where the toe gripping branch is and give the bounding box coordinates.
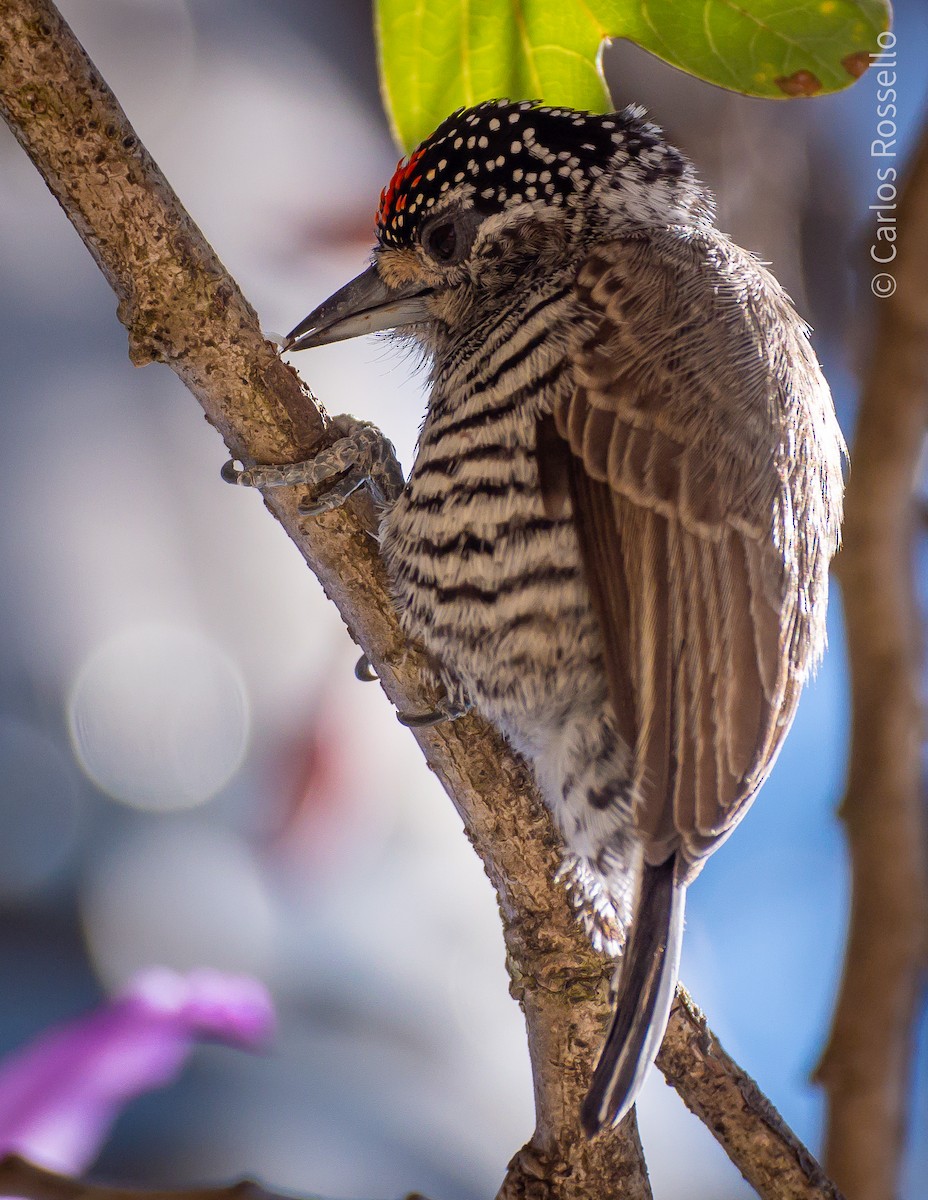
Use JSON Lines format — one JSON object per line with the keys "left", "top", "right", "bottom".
{"left": 220, "top": 416, "right": 405, "bottom": 514}
{"left": 221, "top": 418, "right": 468, "bottom": 728}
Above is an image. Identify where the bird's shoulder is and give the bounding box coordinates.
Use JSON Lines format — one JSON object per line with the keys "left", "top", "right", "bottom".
{"left": 555, "top": 227, "right": 803, "bottom": 541}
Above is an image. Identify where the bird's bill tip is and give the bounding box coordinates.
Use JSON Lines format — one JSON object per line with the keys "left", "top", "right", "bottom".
{"left": 284, "top": 265, "right": 432, "bottom": 351}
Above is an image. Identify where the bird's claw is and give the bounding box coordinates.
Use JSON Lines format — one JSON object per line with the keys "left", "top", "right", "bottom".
{"left": 298, "top": 466, "right": 368, "bottom": 516}
{"left": 354, "top": 655, "right": 470, "bottom": 726}
{"left": 354, "top": 654, "right": 378, "bottom": 682}
{"left": 397, "top": 697, "right": 472, "bottom": 727}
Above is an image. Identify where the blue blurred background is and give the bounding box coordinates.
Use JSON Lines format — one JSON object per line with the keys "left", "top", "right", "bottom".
{"left": 0, "top": 2, "right": 926, "bottom": 1197}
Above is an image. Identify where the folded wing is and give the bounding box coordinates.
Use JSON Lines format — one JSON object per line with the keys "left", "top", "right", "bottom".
{"left": 544, "top": 232, "right": 821, "bottom": 873}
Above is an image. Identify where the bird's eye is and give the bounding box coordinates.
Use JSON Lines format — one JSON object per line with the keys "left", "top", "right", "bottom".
{"left": 421, "top": 210, "right": 484, "bottom": 265}
{"left": 424, "top": 221, "right": 458, "bottom": 262}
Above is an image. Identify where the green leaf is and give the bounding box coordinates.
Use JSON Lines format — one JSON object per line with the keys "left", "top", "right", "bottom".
{"left": 375, "top": 0, "right": 891, "bottom": 151}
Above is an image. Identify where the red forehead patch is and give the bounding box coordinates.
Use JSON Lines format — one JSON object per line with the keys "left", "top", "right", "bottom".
{"left": 376, "top": 146, "right": 426, "bottom": 235}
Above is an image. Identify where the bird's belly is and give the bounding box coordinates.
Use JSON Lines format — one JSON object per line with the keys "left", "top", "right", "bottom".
{"left": 381, "top": 461, "right": 601, "bottom": 732}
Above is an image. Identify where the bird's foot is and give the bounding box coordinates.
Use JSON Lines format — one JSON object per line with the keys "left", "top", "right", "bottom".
{"left": 221, "top": 415, "right": 404, "bottom": 514}
{"left": 353, "top": 654, "right": 472, "bottom": 727}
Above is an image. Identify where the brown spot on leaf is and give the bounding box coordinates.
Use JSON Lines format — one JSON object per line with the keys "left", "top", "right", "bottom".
{"left": 842, "top": 50, "right": 873, "bottom": 78}
{"left": 775, "top": 69, "right": 822, "bottom": 97}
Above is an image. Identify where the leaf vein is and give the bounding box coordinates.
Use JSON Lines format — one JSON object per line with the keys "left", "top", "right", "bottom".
{"left": 509, "top": 0, "right": 545, "bottom": 96}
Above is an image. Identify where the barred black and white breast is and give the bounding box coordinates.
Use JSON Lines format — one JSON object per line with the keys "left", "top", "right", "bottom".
{"left": 382, "top": 279, "right": 592, "bottom": 730}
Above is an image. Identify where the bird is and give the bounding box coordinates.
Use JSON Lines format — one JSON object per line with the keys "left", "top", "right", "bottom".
{"left": 227, "top": 99, "right": 845, "bottom": 1135}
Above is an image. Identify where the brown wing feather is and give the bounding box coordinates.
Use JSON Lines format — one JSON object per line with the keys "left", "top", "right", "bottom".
{"left": 551, "top": 232, "right": 828, "bottom": 874}
{"left": 565, "top": 460, "right": 639, "bottom": 765}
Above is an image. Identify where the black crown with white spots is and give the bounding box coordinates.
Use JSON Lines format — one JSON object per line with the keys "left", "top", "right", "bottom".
{"left": 376, "top": 99, "right": 691, "bottom": 249}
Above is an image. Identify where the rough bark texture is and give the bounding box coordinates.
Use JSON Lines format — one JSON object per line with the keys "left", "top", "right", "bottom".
{"left": 0, "top": 3, "right": 844, "bottom": 1198}
{"left": 814, "top": 121, "right": 928, "bottom": 1200}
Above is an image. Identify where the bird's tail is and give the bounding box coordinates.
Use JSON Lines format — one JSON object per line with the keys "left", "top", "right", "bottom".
{"left": 581, "top": 856, "right": 685, "bottom": 1136}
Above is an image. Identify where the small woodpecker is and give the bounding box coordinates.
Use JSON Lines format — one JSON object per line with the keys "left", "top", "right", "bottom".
{"left": 227, "top": 100, "right": 845, "bottom": 1134}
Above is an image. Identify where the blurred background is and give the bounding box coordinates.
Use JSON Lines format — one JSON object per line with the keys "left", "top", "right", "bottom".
{"left": 0, "top": 2, "right": 926, "bottom": 1197}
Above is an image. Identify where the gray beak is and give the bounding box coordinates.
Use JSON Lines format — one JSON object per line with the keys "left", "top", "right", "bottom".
{"left": 284, "top": 264, "right": 432, "bottom": 351}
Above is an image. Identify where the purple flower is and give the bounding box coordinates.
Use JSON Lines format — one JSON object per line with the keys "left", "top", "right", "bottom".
{"left": 0, "top": 967, "right": 275, "bottom": 1174}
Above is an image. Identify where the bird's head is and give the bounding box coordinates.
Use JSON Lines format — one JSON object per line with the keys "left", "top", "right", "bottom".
{"left": 285, "top": 100, "right": 709, "bottom": 354}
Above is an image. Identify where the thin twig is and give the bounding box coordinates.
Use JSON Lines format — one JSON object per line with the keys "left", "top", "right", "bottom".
{"left": 660, "top": 990, "right": 844, "bottom": 1200}
{"left": 813, "top": 119, "right": 928, "bottom": 1200}
{"left": 0, "top": 3, "right": 843, "bottom": 1197}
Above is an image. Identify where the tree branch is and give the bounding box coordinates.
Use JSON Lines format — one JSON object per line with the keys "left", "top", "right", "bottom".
{"left": 814, "top": 118, "right": 928, "bottom": 1200}
{"left": 0, "top": 3, "right": 843, "bottom": 1197}
{"left": 0, "top": 1159, "right": 302, "bottom": 1200}
{"left": 660, "top": 991, "right": 843, "bottom": 1200}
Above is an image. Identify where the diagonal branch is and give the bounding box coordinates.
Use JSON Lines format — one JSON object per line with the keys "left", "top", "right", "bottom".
{"left": 660, "top": 991, "right": 843, "bottom": 1200}
{"left": 0, "top": 3, "right": 841, "bottom": 1198}
{"left": 814, "top": 117, "right": 928, "bottom": 1200}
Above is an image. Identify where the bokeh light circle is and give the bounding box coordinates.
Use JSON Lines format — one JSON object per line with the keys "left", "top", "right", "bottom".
{"left": 68, "top": 624, "right": 249, "bottom": 811}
